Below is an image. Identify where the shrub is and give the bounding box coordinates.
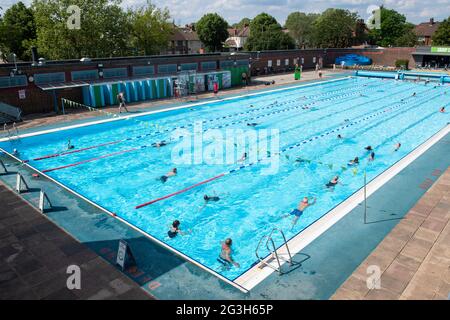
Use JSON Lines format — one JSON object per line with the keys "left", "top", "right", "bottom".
{"left": 395, "top": 59, "right": 409, "bottom": 70}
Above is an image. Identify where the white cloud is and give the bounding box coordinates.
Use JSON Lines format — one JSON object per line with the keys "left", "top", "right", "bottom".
{"left": 1, "top": 0, "right": 449, "bottom": 25}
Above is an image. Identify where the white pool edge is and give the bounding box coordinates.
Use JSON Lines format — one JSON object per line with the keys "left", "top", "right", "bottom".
{"left": 233, "top": 124, "right": 450, "bottom": 291}
{"left": 0, "top": 76, "right": 351, "bottom": 143}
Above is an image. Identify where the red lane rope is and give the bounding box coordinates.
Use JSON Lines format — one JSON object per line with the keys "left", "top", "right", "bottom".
{"left": 31, "top": 140, "right": 122, "bottom": 162}
{"left": 135, "top": 173, "right": 226, "bottom": 209}
{"left": 42, "top": 148, "right": 138, "bottom": 173}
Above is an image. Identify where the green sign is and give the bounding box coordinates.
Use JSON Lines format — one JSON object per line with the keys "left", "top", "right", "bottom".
{"left": 431, "top": 47, "right": 450, "bottom": 53}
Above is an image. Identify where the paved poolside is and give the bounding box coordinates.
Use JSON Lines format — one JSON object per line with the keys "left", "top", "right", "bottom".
{"left": 332, "top": 168, "right": 450, "bottom": 300}
{"left": 0, "top": 183, "right": 153, "bottom": 300}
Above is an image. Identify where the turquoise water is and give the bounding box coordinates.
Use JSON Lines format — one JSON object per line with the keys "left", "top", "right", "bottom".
{"left": 1, "top": 77, "right": 449, "bottom": 280}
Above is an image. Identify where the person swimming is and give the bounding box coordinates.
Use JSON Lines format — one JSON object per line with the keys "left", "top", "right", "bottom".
{"left": 167, "top": 220, "right": 187, "bottom": 238}
{"left": 284, "top": 197, "right": 316, "bottom": 229}
{"left": 348, "top": 157, "right": 359, "bottom": 166}
{"left": 238, "top": 152, "right": 247, "bottom": 162}
{"left": 204, "top": 194, "right": 220, "bottom": 202}
{"left": 160, "top": 168, "right": 177, "bottom": 183}
{"left": 67, "top": 139, "right": 75, "bottom": 150}
{"left": 12, "top": 148, "right": 19, "bottom": 156}
{"left": 369, "top": 152, "right": 375, "bottom": 161}
{"left": 440, "top": 106, "right": 446, "bottom": 113}
{"left": 412, "top": 92, "right": 416, "bottom": 97}
{"left": 326, "top": 176, "right": 340, "bottom": 188}
{"left": 218, "top": 238, "right": 239, "bottom": 268}
{"left": 152, "top": 140, "right": 168, "bottom": 148}
{"left": 394, "top": 142, "right": 401, "bottom": 151}
{"left": 337, "top": 134, "right": 343, "bottom": 139}
{"left": 365, "top": 146, "right": 373, "bottom": 151}
{"left": 247, "top": 123, "right": 258, "bottom": 127}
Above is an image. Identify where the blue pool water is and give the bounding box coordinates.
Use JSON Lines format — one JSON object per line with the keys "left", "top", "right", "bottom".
{"left": 1, "top": 76, "right": 449, "bottom": 281}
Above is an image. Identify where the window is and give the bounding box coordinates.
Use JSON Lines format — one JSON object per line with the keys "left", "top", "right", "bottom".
{"left": 133, "top": 66, "right": 155, "bottom": 76}
{"left": 301, "top": 58, "right": 305, "bottom": 64}
{"left": 220, "top": 60, "right": 234, "bottom": 68}
{"left": 103, "top": 68, "right": 127, "bottom": 79}
{"left": 157, "top": 64, "right": 177, "bottom": 74}
{"left": 285, "top": 59, "right": 289, "bottom": 66}
{"left": 0, "top": 75, "right": 27, "bottom": 88}
{"left": 268, "top": 60, "right": 272, "bottom": 67}
{"left": 33, "top": 72, "right": 65, "bottom": 85}
{"left": 71, "top": 70, "right": 99, "bottom": 81}
{"left": 313, "top": 57, "right": 317, "bottom": 63}
{"left": 180, "top": 63, "right": 198, "bottom": 71}
{"left": 201, "top": 61, "right": 216, "bottom": 71}
{"left": 276, "top": 59, "right": 281, "bottom": 66}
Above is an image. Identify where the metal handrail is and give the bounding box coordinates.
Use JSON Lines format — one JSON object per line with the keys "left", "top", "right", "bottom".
{"left": 255, "top": 228, "right": 293, "bottom": 274}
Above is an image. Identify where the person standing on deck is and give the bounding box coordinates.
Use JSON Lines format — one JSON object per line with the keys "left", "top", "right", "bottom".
{"left": 117, "top": 92, "right": 129, "bottom": 113}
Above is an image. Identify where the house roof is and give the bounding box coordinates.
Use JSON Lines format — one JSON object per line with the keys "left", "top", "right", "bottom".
{"left": 171, "top": 27, "right": 200, "bottom": 42}
{"left": 228, "top": 25, "right": 250, "bottom": 37}
{"left": 414, "top": 20, "right": 441, "bottom": 37}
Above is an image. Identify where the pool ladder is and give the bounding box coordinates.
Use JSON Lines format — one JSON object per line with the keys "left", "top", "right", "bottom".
{"left": 3, "top": 123, "right": 19, "bottom": 140}
{"left": 255, "top": 228, "right": 293, "bottom": 274}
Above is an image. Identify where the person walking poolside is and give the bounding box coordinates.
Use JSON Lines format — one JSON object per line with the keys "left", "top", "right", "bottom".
{"left": 117, "top": 92, "right": 129, "bottom": 113}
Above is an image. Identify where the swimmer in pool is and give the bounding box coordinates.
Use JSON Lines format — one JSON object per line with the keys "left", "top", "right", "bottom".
{"left": 218, "top": 238, "right": 239, "bottom": 268}
{"left": 198, "top": 194, "right": 221, "bottom": 212}
{"left": 412, "top": 92, "right": 416, "bottom": 97}
{"left": 326, "top": 176, "right": 340, "bottom": 188}
{"left": 369, "top": 151, "right": 375, "bottom": 161}
{"left": 440, "top": 106, "right": 446, "bottom": 113}
{"left": 394, "top": 142, "right": 401, "bottom": 151}
{"left": 238, "top": 152, "right": 247, "bottom": 162}
{"left": 67, "top": 140, "right": 74, "bottom": 150}
{"left": 337, "top": 134, "right": 343, "bottom": 139}
{"left": 284, "top": 197, "right": 316, "bottom": 229}
{"left": 160, "top": 168, "right": 177, "bottom": 183}
{"left": 167, "top": 220, "right": 188, "bottom": 238}
{"left": 12, "top": 148, "right": 19, "bottom": 156}
{"left": 152, "top": 140, "right": 168, "bottom": 148}
{"left": 247, "top": 123, "right": 258, "bottom": 127}
{"left": 365, "top": 146, "right": 373, "bottom": 151}
{"left": 348, "top": 157, "right": 359, "bottom": 166}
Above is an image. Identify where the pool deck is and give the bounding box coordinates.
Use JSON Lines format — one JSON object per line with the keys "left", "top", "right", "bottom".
{"left": 0, "top": 183, "right": 153, "bottom": 300}
{"left": 332, "top": 168, "right": 450, "bottom": 300}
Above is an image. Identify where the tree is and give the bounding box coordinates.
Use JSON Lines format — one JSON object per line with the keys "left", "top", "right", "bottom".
{"left": 128, "top": 2, "right": 174, "bottom": 55}
{"left": 32, "top": 0, "right": 131, "bottom": 59}
{"left": 368, "top": 7, "right": 415, "bottom": 47}
{"left": 245, "top": 13, "right": 295, "bottom": 51}
{"left": 232, "top": 17, "right": 250, "bottom": 29}
{"left": 284, "top": 12, "right": 319, "bottom": 48}
{"left": 196, "top": 13, "right": 229, "bottom": 52}
{"left": 433, "top": 17, "right": 450, "bottom": 46}
{"left": 0, "top": 2, "right": 36, "bottom": 61}
{"left": 394, "top": 23, "right": 417, "bottom": 47}
{"left": 312, "top": 8, "right": 358, "bottom": 48}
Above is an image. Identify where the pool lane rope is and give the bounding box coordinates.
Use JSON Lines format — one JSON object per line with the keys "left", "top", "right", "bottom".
{"left": 135, "top": 88, "right": 442, "bottom": 209}
{"left": 38, "top": 83, "right": 414, "bottom": 174}
{"left": 28, "top": 79, "right": 387, "bottom": 163}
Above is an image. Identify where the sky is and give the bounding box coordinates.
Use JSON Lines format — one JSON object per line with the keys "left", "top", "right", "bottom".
{"left": 1, "top": 0, "right": 449, "bottom": 25}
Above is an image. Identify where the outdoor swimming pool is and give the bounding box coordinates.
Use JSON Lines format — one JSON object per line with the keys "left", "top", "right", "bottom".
{"left": 1, "top": 76, "right": 449, "bottom": 286}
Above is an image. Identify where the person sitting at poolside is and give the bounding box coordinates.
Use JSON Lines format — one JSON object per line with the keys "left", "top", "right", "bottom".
{"left": 365, "top": 145, "right": 373, "bottom": 151}
{"left": 67, "top": 139, "right": 75, "bottom": 150}
{"left": 238, "top": 152, "right": 247, "bottom": 162}
{"left": 284, "top": 197, "right": 316, "bottom": 229}
{"left": 326, "top": 176, "right": 340, "bottom": 188}
{"left": 167, "top": 220, "right": 188, "bottom": 238}
{"left": 218, "top": 238, "right": 239, "bottom": 268}
{"left": 160, "top": 168, "right": 177, "bottom": 183}
{"left": 152, "top": 140, "right": 168, "bottom": 148}
{"left": 394, "top": 142, "right": 402, "bottom": 151}
{"left": 440, "top": 106, "right": 446, "bottom": 113}
{"left": 247, "top": 122, "right": 258, "bottom": 127}
{"left": 369, "top": 152, "right": 375, "bottom": 162}
{"left": 348, "top": 157, "right": 359, "bottom": 166}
